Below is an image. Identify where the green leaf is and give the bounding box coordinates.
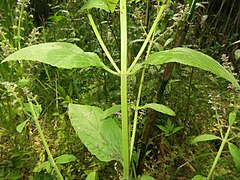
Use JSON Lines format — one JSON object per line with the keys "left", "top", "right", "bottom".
{"left": 157, "top": 125, "right": 169, "bottom": 134}
{"left": 235, "top": 49, "right": 240, "bottom": 60}
{"left": 55, "top": 154, "right": 77, "bottom": 164}
{"left": 33, "top": 161, "right": 51, "bottom": 173}
{"left": 228, "top": 111, "right": 237, "bottom": 126}
{"left": 86, "top": 171, "right": 99, "bottom": 180}
{"left": 141, "top": 103, "right": 176, "bottom": 116}
{"left": 16, "top": 119, "right": 29, "bottom": 133}
{"left": 145, "top": 48, "right": 239, "bottom": 88}
{"left": 2, "top": 42, "right": 104, "bottom": 69}
{"left": 102, "top": 105, "right": 121, "bottom": 119}
{"left": 104, "top": 0, "right": 119, "bottom": 13}
{"left": 172, "top": 126, "right": 184, "bottom": 134}
{"left": 191, "top": 134, "right": 221, "bottom": 144}
{"left": 81, "top": 0, "right": 119, "bottom": 13}
{"left": 228, "top": 142, "right": 240, "bottom": 173}
{"left": 68, "top": 104, "right": 122, "bottom": 162}
{"left": 192, "top": 175, "right": 207, "bottom": 180}
{"left": 82, "top": 0, "right": 110, "bottom": 12}
{"left": 140, "top": 175, "right": 155, "bottom": 180}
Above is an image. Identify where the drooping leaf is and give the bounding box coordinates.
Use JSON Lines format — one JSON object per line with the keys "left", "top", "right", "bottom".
{"left": 191, "top": 134, "right": 221, "bottom": 144}
{"left": 228, "top": 111, "right": 237, "bottom": 126}
{"left": 55, "top": 154, "right": 77, "bottom": 164}
{"left": 141, "top": 103, "right": 176, "bottom": 116}
{"left": 86, "top": 171, "right": 99, "bottom": 180}
{"left": 192, "top": 175, "right": 207, "bottom": 180}
{"left": 81, "top": 0, "right": 110, "bottom": 12}
{"left": 16, "top": 119, "right": 29, "bottom": 133}
{"left": 2, "top": 42, "right": 104, "bottom": 69}
{"left": 68, "top": 104, "right": 122, "bottom": 162}
{"left": 145, "top": 48, "right": 239, "bottom": 88}
{"left": 228, "top": 142, "right": 240, "bottom": 173}
{"left": 102, "top": 105, "right": 121, "bottom": 119}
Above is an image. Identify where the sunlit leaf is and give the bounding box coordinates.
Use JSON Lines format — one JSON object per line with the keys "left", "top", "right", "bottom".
{"left": 2, "top": 42, "right": 105, "bottom": 69}
{"left": 55, "top": 154, "right": 77, "bottom": 164}
{"left": 102, "top": 105, "right": 121, "bottom": 119}
{"left": 140, "top": 175, "right": 155, "bottom": 180}
{"left": 235, "top": 49, "right": 240, "bottom": 60}
{"left": 68, "top": 104, "right": 122, "bottom": 162}
{"left": 16, "top": 119, "right": 29, "bottom": 133}
{"left": 86, "top": 171, "right": 99, "bottom": 180}
{"left": 191, "top": 134, "right": 221, "bottom": 144}
{"left": 228, "top": 111, "right": 237, "bottom": 126}
{"left": 141, "top": 103, "right": 176, "bottom": 116}
{"left": 33, "top": 161, "right": 51, "bottom": 173}
{"left": 105, "top": 0, "right": 119, "bottom": 13}
{"left": 82, "top": 0, "right": 110, "bottom": 12}
{"left": 192, "top": 175, "right": 207, "bottom": 180}
{"left": 145, "top": 48, "right": 239, "bottom": 88}
{"left": 228, "top": 142, "right": 240, "bottom": 173}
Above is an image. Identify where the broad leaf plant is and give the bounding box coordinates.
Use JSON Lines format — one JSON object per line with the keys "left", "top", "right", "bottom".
{"left": 2, "top": 0, "right": 239, "bottom": 179}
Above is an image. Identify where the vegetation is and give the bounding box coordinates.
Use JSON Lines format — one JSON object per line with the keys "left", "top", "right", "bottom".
{"left": 0, "top": 0, "right": 239, "bottom": 179}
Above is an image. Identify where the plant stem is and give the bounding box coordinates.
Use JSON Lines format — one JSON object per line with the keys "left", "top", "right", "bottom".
{"left": 88, "top": 13, "right": 120, "bottom": 74}
{"left": 207, "top": 126, "right": 231, "bottom": 179}
{"left": 130, "top": 30, "right": 156, "bottom": 159}
{"left": 127, "top": 3, "right": 167, "bottom": 74}
{"left": 29, "top": 102, "right": 64, "bottom": 180}
{"left": 120, "top": 0, "right": 129, "bottom": 178}
{"left": 17, "top": 4, "right": 24, "bottom": 50}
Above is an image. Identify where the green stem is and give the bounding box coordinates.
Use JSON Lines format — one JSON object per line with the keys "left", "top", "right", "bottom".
{"left": 127, "top": 3, "right": 167, "bottom": 74}
{"left": 29, "top": 102, "right": 64, "bottom": 180}
{"left": 120, "top": 0, "right": 129, "bottom": 178}
{"left": 130, "top": 29, "right": 156, "bottom": 159}
{"left": 207, "top": 126, "right": 231, "bottom": 179}
{"left": 88, "top": 13, "right": 120, "bottom": 74}
{"left": 17, "top": 4, "right": 24, "bottom": 50}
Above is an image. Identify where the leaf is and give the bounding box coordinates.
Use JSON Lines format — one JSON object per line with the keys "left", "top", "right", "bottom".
{"left": 228, "top": 142, "right": 240, "bottom": 173}
{"left": 191, "top": 134, "right": 221, "bottom": 144}
{"left": 2, "top": 42, "right": 104, "bottom": 69}
{"left": 104, "top": 0, "right": 119, "bottom": 13}
{"left": 141, "top": 103, "right": 176, "bottom": 116}
{"left": 192, "top": 175, "right": 207, "bottom": 180}
{"left": 228, "top": 111, "right": 237, "bottom": 126}
{"left": 235, "top": 49, "right": 240, "bottom": 60}
{"left": 81, "top": 0, "right": 110, "bottom": 12}
{"left": 68, "top": 104, "right": 122, "bottom": 162}
{"left": 157, "top": 125, "right": 169, "bottom": 134}
{"left": 172, "top": 126, "right": 184, "bottom": 134}
{"left": 102, "top": 105, "right": 121, "bottom": 119}
{"left": 145, "top": 48, "right": 239, "bottom": 88}
{"left": 16, "top": 119, "right": 29, "bottom": 133}
{"left": 86, "top": 172, "right": 99, "bottom": 180}
{"left": 33, "top": 161, "right": 51, "bottom": 173}
{"left": 140, "top": 175, "right": 156, "bottom": 180}
{"left": 55, "top": 154, "right": 77, "bottom": 164}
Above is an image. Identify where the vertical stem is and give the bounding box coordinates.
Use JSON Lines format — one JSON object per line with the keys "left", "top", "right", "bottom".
{"left": 207, "top": 126, "right": 231, "bottom": 179}
{"left": 29, "top": 102, "right": 64, "bottom": 180}
{"left": 120, "top": 0, "right": 129, "bottom": 178}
